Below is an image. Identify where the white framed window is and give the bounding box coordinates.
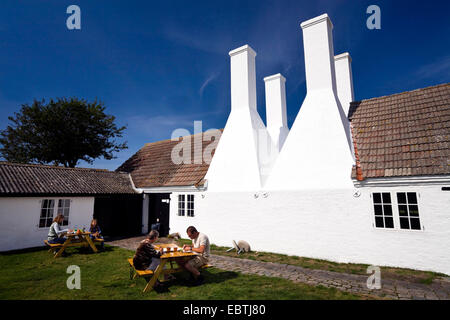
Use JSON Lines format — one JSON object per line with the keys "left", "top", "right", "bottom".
{"left": 38, "top": 199, "right": 71, "bottom": 228}
{"left": 371, "top": 192, "right": 422, "bottom": 231}
{"left": 187, "top": 194, "right": 195, "bottom": 217}
{"left": 396, "top": 192, "right": 421, "bottom": 230}
{"left": 178, "top": 194, "right": 185, "bottom": 216}
{"left": 178, "top": 194, "right": 194, "bottom": 217}
{"left": 372, "top": 192, "right": 394, "bottom": 229}
{"left": 39, "top": 199, "right": 55, "bottom": 228}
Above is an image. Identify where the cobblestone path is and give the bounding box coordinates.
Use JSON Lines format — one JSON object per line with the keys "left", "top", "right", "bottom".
{"left": 108, "top": 236, "right": 450, "bottom": 300}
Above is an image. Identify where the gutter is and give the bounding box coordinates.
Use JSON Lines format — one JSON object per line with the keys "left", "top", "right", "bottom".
{"left": 127, "top": 174, "right": 144, "bottom": 194}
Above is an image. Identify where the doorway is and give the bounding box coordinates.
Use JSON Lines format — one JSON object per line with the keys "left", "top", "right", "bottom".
{"left": 148, "top": 193, "right": 171, "bottom": 237}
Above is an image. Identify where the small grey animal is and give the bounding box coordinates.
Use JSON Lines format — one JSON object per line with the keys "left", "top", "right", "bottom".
{"left": 226, "top": 240, "right": 251, "bottom": 254}
{"left": 167, "top": 232, "right": 181, "bottom": 240}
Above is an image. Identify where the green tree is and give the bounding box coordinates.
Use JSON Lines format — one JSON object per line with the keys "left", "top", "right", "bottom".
{"left": 0, "top": 98, "right": 127, "bottom": 167}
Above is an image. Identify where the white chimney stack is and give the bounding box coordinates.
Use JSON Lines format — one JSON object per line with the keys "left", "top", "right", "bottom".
{"left": 264, "top": 73, "right": 289, "bottom": 151}
{"left": 266, "top": 14, "right": 355, "bottom": 190}
{"left": 334, "top": 53, "right": 355, "bottom": 117}
{"left": 229, "top": 45, "right": 257, "bottom": 111}
{"left": 300, "top": 14, "right": 337, "bottom": 92}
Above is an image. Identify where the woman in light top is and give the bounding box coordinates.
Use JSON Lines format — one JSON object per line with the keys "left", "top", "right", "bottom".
{"left": 47, "top": 214, "right": 70, "bottom": 244}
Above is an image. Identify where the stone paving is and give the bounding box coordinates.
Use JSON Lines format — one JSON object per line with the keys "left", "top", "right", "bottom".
{"left": 108, "top": 236, "right": 450, "bottom": 300}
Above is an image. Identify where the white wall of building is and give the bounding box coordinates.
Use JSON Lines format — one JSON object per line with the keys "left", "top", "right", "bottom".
{"left": 169, "top": 185, "right": 450, "bottom": 275}
{"left": 0, "top": 197, "right": 95, "bottom": 251}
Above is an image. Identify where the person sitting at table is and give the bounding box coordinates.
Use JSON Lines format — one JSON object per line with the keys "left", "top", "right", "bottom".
{"left": 89, "top": 218, "right": 104, "bottom": 249}
{"left": 133, "top": 230, "right": 164, "bottom": 272}
{"left": 47, "top": 214, "right": 70, "bottom": 244}
{"left": 179, "top": 226, "right": 210, "bottom": 285}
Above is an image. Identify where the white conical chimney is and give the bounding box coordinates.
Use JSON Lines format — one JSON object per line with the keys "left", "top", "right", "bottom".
{"left": 205, "top": 45, "right": 275, "bottom": 191}
{"left": 334, "top": 52, "right": 354, "bottom": 117}
{"left": 266, "top": 14, "right": 354, "bottom": 190}
{"left": 264, "top": 73, "right": 289, "bottom": 151}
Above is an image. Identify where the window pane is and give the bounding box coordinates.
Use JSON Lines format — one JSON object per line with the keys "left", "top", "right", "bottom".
{"left": 410, "top": 218, "right": 421, "bottom": 230}
{"left": 42, "top": 200, "right": 48, "bottom": 208}
{"left": 374, "top": 205, "right": 383, "bottom": 215}
{"left": 49, "top": 200, "right": 55, "bottom": 208}
{"left": 375, "top": 217, "right": 384, "bottom": 228}
{"left": 373, "top": 193, "right": 381, "bottom": 204}
{"left": 398, "top": 205, "right": 408, "bottom": 217}
{"left": 64, "top": 199, "right": 71, "bottom": 207}
{"left": 383, "top": 205, "right": 393, "bottom": 216}
{"left": 409, "top": 205, "right": 419, "bottom": 217}
{"left": 407, "top": 193, "right": 417, "bottom": 204}
{"left": 46, "top": 219, "right": 53, "bottom": 227}
{"left": 400, "top": 217, "right": 410, "bottom": 229}
{"left": 397, "top": 192, "right": 407, "bottom": 204}
{"left": 382, "top": 193, "right": 391, "bottom": 204}
{"left": 384, "top": 217, "right": 394, "bottom": 228}
{"left": 40, "top": 208, "right": 47, "bottom": 218}
{"left": 39, "top": 219, "right": 46, "bottom": 228}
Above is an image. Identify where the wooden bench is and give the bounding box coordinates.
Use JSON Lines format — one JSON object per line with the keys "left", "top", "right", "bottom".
{"left": 44, "top": 240, "right": 63, "bottom": 252}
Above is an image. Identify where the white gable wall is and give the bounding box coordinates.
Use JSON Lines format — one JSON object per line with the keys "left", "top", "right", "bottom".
{"left": 0, "top": 197, "right": 94, "bottom": 251}
{"left": 169, "top": 184, "right": 450, "bottom": 275}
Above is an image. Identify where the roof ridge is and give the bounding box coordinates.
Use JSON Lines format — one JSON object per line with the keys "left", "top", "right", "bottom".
{"left": 0, "top": 161, "right": 115, "bottom": 173}
{"left": 351, "top": 82, "right": 450, "bottom": 105}
{"left": 143, "top": 128, "right": 224, "bottom": 147}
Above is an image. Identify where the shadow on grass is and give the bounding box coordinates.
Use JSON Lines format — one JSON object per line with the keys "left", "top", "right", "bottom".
{"left": 152, "top": 269, "right": 239, "bottom": 294}
{"left": 0, "top": 246, "right": 49, "bottom": 256}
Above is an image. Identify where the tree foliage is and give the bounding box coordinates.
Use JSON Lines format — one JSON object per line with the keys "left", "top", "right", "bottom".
{"left": 0, "top": 98, "right": 127, "bottom": 167}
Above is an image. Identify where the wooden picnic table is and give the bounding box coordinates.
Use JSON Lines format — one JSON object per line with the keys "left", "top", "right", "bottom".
{"left": 46, "top": 231, "right": 100, "bottom": 258}
{"left": 129, "top": 245, "right": 200, "bottom": 293}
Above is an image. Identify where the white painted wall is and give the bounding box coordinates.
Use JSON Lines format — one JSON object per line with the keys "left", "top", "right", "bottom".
{"left": 169, "top": 186, "right": 450, "bottom": 275}
{"left": 0, "top": 197, "right": 95, "bottom": 251}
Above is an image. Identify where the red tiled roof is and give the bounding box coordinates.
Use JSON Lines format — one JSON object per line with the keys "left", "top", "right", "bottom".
{"left": 349, "top": 83, "right": 450, "bottom": 179}
{"left": 0, "top": 162, "right": 136, "bottom": 195}
{"left": 116, "top": 131, "right": 222, "bottom": 188}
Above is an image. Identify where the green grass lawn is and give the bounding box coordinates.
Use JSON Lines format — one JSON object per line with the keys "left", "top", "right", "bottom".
{"left": 0, "top": 245, "right": 365, "bottom": 300}
{"left": 175, "top": 239, "right": 446, "bottom": 285}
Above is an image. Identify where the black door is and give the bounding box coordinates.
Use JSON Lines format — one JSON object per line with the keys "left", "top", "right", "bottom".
{"left": 148, "top": 193, "right": 171, "bottom": 237}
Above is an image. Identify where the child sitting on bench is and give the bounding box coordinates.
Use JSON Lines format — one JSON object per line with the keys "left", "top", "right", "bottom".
{"left": 89, "top": 218, "right": 104, "bottom": 249}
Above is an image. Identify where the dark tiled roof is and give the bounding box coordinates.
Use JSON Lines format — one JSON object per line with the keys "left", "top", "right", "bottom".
{"left": 0, "top": 162, "right": 136, "bottom": 195}
{"left": 117, "top": 131, "right": 221, "bottom": 188}
{"left": 349, "top": 83, "right": 450, "bottom": 179}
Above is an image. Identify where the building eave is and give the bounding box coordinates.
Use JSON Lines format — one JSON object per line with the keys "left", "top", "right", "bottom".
{"left": 140, "top": 185, "right": 206, "bottom": 193}
{"left": 353, "top": 175, "right": 450, "bottom": 188}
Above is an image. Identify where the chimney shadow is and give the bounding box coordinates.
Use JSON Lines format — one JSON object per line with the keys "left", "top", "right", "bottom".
{"left": 347, "top": 101, "right": 361, "bottom": 120}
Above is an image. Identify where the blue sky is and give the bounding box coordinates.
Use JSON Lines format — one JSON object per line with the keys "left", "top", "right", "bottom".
{"left": 0, "top": 0, "right": 449, "bottom": 170}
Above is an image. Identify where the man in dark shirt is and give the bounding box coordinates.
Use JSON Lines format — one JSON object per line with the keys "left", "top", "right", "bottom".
{"left": 133, "top": 230, "right": 163, "bottom": 270}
